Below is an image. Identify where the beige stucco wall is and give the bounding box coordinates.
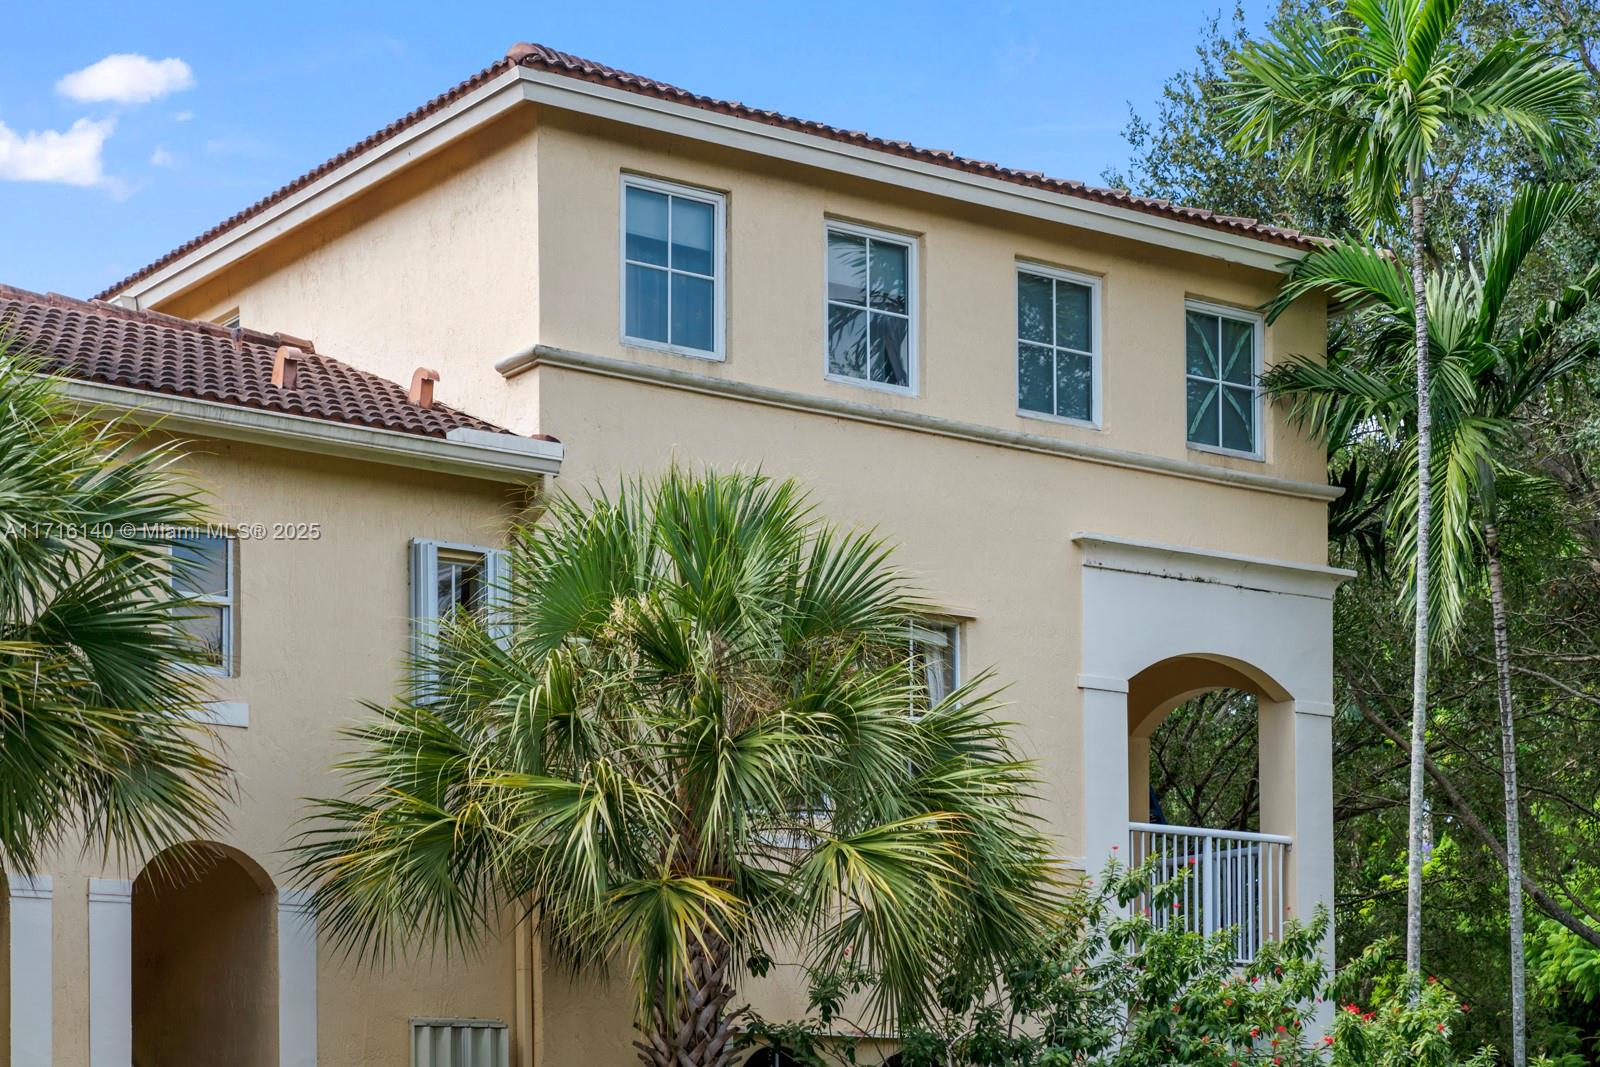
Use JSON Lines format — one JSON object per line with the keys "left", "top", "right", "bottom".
{"left": 161, "top": 107, "right": 542, "bottom": 433}
{"left": 27, "top": 440, "right": 527, "bottom": 1067}
{"left": 142, "top": 96, "right": 1333, "bottom": 1066}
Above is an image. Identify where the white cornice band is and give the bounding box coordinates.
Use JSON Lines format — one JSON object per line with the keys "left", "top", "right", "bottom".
{"left": 1072, "top": 533, "right": 1354, "bottom": 600}
{"left": 499, "top": 343, "right": 1340, "bottom": 502}
{"left": 59, "top": 379, "right": 563, "bottom": 484}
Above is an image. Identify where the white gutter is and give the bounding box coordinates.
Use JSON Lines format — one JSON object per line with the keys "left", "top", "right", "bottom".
{"left": 109, "top": 62, "right": 1306, "bottom": 308}
{"left": 513, "top": 68, "right": 1307, "bottom": 273}
{"left": 59, "top": 379, "right": 563, "bottom": 484}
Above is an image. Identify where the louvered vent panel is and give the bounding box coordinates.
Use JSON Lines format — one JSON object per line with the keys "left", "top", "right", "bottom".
{"left": 411, "top": 1019, "right": 509, "bottom": 1067}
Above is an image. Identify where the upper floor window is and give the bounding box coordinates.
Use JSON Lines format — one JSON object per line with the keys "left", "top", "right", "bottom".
{"left": 825, "top": 222, "right": 916, "bottom": 393}
{"left": 1017, "top": 265, "right": 1099, "bottom": 425}
{"left": 621, "top": 176, "right": 724, "bottom": 360}
{"left": 1185, "top": 302, "right": 1263, "bottom": 458}
{"left": 171, "top": 533, "right": 234, "bottom": 675}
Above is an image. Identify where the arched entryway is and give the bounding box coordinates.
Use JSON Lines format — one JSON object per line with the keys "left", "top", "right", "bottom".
{"left": 1072, "top": 534, "right": 1348, "bottom": 1002}
{"left": 1121, "top": 654, "right": 1298, "bottom": 960}
{"left": 132, "top": 842, "right": 279, "bottom": 1067}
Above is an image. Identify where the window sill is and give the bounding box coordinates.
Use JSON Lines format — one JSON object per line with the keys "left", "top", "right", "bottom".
{"left": 191, "top": 701, "right": 249, "bottom": 729}
{"left": 620, "top": 336, "right": 725, "bottom": 363}
{"left": 1187, "top": 442, "right": 1265, "bottom": 463}
{"left": 1017, "top": 408, "right": 1100, "bottom": 431}
{"left": 822, "top": 372, "right": 918, "bottom": 398}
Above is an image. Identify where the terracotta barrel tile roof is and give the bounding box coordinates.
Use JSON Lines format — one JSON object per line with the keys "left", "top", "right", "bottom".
{"left": 0, "top": 284, "right": 539, "bottom": 442}
{"left": 92, "top": 43, "right": 1321, "bottom": 302}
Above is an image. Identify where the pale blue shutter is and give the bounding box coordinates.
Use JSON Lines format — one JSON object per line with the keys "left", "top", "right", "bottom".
{"left": 483, "top": 548, "right": 511, "bottom": 647}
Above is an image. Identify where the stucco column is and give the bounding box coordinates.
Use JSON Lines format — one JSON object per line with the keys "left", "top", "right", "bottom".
{"left": 1260, "top": 698, "right": 1335, "bottom": 1026}
{"left": 1127, "top": 736, "right": 1152, "bottom": 822}
{"left": 278, "top": 888, "right": 319, "bottom": 1067}
{"left": 89, "top": 878, "right": 133, "bottom": 1067}
{"left": 9, "top": 873, "right": 52, "bottom": 1066}
{"left": 1078, "top": 676, "right": 1130, "bottom": 878}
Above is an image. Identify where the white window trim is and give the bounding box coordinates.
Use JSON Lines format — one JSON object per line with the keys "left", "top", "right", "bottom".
{"left": 908, "top": 617, "right": 962, "bottom": 719}
{"left": 822, "top": 219, "right": 920, "bottom": 397}
{"left": 173, "top": 535, "right": 235, "bottom": 678}
{"left": 1014, "top": 261, "right": 1102, "bottom": 429}
{"left": 1183, "top": 298, "right": 1265, "bottom": 462}
{"left": 411, "top": 539, "right": 511, "bottom": 668}
{"left": 619, "top": 174, "right": 727, "bottom": 362}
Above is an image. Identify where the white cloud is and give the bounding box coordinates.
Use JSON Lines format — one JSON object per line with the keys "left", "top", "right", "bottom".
{"left": 173, "top": 110, "right": 194, "bottom": 122}
{"left": 149, "top": 145, "right": 176, "bottom": 167}
{"left": 57, "top": 54, "right": 194, "bottom": 105}
{"left": 0, "top": 117, "right": 114, "bottom": 187}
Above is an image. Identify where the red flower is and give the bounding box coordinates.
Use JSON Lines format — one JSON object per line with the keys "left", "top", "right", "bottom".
{"left": 1461, "top": 1004, "right": 1471, "bottom": 1013}
{"left": 1323, "top": 1035, "right": 1335, "bottom": 1046}
{"left": 1437, "top": 1023, "right": 1447, "bottom": 1033}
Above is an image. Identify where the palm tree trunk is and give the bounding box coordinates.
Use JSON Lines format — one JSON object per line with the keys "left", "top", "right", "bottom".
{"left": 635, "top": 935, "right": 737, "bottom": 1067}
{"left": 1485, "top": 522, "right": 1527, "bottom": 1067}
{"left": 1405, "top": 183, "right": 1433, "bottom": 984}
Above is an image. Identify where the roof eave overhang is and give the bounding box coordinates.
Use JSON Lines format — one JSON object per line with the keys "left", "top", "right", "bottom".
{"left": 108, "top": 65, "right": 1306, "bottom": 309}
{"left": 58, "top": 378, "right": 564, "bottom": 484}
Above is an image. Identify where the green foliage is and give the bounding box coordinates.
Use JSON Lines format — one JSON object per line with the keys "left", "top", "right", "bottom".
{"left": 295, "top": 469, "right": 1060, "bottom": 1040}
{"left": 0, "top": 338, "right": 233, "bottom": 870}
{"left": 1226, "top": 0, "right": 1593, "bottom": 228}
{"left": 1264, "top": 181, "right": 1600, "bottom": 636}
{"left": 745, "top": 860, "right": 1491, "bottom": 1066}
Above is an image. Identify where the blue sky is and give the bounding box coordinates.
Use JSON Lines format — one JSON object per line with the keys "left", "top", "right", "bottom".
{"left": 0, "top": 1, "right": 1270, "bottom": 298}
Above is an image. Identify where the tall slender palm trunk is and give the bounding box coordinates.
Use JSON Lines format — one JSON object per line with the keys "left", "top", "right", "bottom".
{"left": 1405, "top": 184, "right": 1433, "bottom": 983}
{"left": 1485, "top": 522, "right": 1527, "bottom": 1067}
{"left": 636, "top": 935, "right": 737, "bottom": 1067}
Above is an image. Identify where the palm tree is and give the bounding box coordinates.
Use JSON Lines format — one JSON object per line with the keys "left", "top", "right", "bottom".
{"left": 1264, "top": 183, "right": 1600, "bottom": 1066}
{"left": 1224, "top": 0, "right": 1593, "bottom": 982}
{"left": 294, "top": 469, "right": 1059, "bottom": 1067}
{"left": 0, "top": 342, "right": 233, "bottom": 873}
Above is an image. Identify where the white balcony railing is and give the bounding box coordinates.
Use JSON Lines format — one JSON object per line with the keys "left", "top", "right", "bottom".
{"left": 1127, "top": 822, "right": 1292, "bottom": 963}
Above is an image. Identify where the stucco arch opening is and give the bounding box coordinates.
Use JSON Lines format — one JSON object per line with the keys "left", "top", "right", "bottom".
{"left": 132, "top": 841, "right": 279, "bottom": 1067}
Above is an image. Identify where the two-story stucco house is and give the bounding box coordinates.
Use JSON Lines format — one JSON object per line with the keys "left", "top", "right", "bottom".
{"left": 8, "top": 42, "right": 1350, "bottom": 1066}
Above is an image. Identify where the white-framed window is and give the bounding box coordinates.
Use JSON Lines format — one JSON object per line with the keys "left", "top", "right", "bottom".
{"left": 411, "top": 1018, "right": 508, "bottom": 1067}
{"left": 171, "top": 533, "right": 235, "bottom": 675}
{"left": 620, "top": 175, "right": 725, "bottom": 360}
{"left": 410, "top": 540, "right": 509, "bottom": 663}
{"left": 1184, "top": 300, "right": 1264, "bottom": 458}
{"left": 908, "top": 618, "right": 960, "bottom": 715}
{"left": 1016, "top": 264, "right": 1100, "bottom": 426}
{"left": 824, "top": 220, "right": 917, "bottom": 393}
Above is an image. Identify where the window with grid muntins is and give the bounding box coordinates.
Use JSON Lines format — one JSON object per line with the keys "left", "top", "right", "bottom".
{"left": 411, "top": 1019, "right": 508, "bottom": 1067}
{"left": 622, "top": 177, "right": 723, "bottom": 358}
{"left": 171, "top": 533, "right": 234, "bottom": 674}
{"left": 825, "top": 224, "right": 914, "bottom": 390}
{"left": 1016, "top": 267, "right": 1096, "bottom": 423}
{"left": 1184, "top": 306, "right": 1260, "bottom": 455}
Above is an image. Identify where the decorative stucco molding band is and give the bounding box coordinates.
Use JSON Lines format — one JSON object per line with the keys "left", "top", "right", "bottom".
{"left": 1073, "top": 533, "right": 1355, "bottom": 601}
{"left": 500, "top": 344, "right": 1343, "bottom": 503}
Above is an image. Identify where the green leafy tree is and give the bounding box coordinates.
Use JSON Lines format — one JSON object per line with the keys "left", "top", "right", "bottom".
{"left": 1265, "top": 182, "right": 1600, "bottom": 1063}
{"left": 1224, "top": 0, "right": 1593, "bottom": 994}
{"left": 0, "top": 343, "right": 232, "bottom": 872}
{"left": 748, "top": 859, "right": 1491, "bottom": 1067}
{"left": 294, "top": 470, "right": 1059, "bottom": 1067}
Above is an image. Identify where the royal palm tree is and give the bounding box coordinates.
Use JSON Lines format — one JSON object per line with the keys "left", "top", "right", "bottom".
{"left": 0, "top": 343, "right": 232, "bottom": 872}
{"left": 1264, "top": 184, "right": 1600, "bottom": 1065}
{"left": 294, "top": 470, "right": 1059, "bottom": 1067}
{"left": 1224, "top": 0, "right": 1593, "bottom": 982}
